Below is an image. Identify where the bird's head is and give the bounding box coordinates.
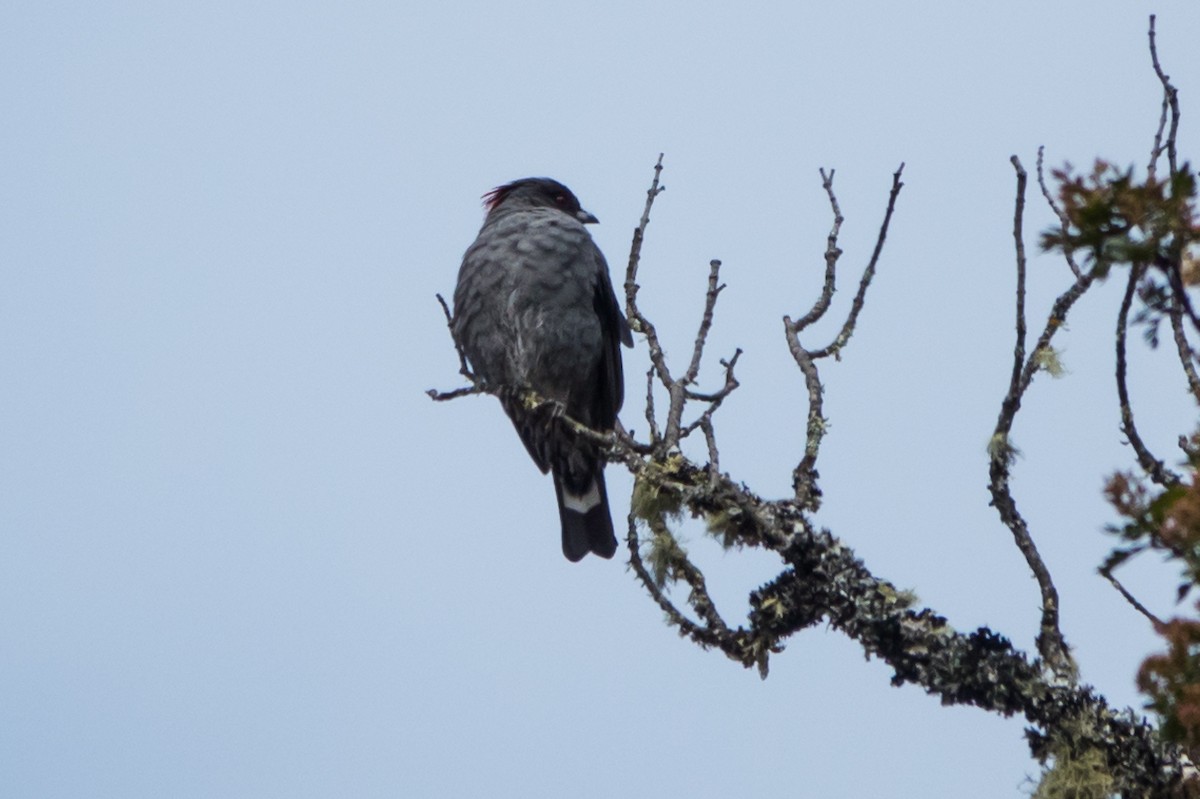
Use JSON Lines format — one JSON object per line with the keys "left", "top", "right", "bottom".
{"left": 482, "top": 178, "right": 598, "bottom": 224}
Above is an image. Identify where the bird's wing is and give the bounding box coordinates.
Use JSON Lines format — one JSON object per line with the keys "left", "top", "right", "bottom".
{"left": 590, "top": 245, "right": 634, "bottom": 429}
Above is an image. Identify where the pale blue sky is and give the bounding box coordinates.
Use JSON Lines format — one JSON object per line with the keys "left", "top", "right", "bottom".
{"left": 3, "top": 2, "right": 1199, "bottom": 797}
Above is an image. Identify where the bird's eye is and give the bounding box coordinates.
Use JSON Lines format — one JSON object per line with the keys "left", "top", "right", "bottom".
{"left": 554, "top": 194, "right": 568, "bottom": 206}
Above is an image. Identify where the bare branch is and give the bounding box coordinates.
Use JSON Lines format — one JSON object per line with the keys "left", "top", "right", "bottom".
{"left": 426, "top": 293, "right": 485, "bottom": 400}
{"left": 681, "top": 350, "right": 743, "bottom": 477}
{"left": 625, "top": 154, "right": 666, "bottom": 314}
{"left": 624, "top": 154, "right": 676, "bottom": 403}
{"left": 643, "top": 367, "right": 661, "bottom": 442}
{"left": 1099, "top": 563, "right": 1164, "bottom": 628}
{"left": 434, "top": 294, "right": 470, "bottom": 377}
{"left": 1147, "top": 15, "right": 1180, "bottom": 177}
{"left": 426, "top": 385, "right": 484, "bottom": 401}
{"left": 791, "top": 168, "right": 844, "bottom": 331}
{"left": 1012, "top": 156, "right": 1030, "bottom": 376}
{"left": 1169, "top": 297, "right": 1200, "bottom": 404}
{"left": 1165, "top": 255, "right": 1200, "bottom": 340}
{"left": 683, "top": 260, "right": 726, "bottom": 385}
{"left": 809, "top": 163, "right": 906, "bottom": 359}
{"left": 988, "top": 157, "right": 1071, "bottom": 675}
{"left": 784, "top": 165, "right": 905, "bottom": 507}
{"left": 612, "top": 420, "right": 654, "bottom": 458}
{"left": 684, "top": 349, "right": 742, "bottom": 404}
{"left": 1117, "top": 263, "right": 1181, "bottom": 487}
{"left": 658, "top": 260, "right": 732, "bottom": 449}
{"left": 1037, "top": 147, "right": 1083, "bottom": 278}
{"left": 622, "top": 159, "right": 743, "bottom": 454}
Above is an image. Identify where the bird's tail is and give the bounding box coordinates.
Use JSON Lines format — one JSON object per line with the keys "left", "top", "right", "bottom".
{"left": 553, "top": 461, "right": 618, "bottom": 562}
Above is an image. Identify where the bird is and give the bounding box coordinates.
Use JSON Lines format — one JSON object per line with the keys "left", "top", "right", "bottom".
{"left": 452, "top": 178, "right": 634, "bottom": 561}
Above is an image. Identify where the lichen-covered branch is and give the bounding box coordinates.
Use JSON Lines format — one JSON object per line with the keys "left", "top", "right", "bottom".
{"left": 625, "top": 452, "right": 1189, "bottom": 796}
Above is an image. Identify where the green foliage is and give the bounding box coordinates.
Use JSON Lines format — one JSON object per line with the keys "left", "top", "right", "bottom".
{"left": 1041, "top": 160, "right": 1198, "bottom": 278}
{"left": 1138, "top": 619, "right": 1200, "bottom": 756}
{"left": 1104, "top": 458, "right": 1200, "bottom": 600}
{"left": 1106, "top": 433, "right": 1200, "bottom": 757}
{"left": 1042, "top": 159, "right": 1200, "bottom": 347}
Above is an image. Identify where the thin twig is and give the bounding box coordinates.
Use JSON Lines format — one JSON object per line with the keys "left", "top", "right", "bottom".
{"left": 810, "top": 163, "right": 906, "bottom": 359}
{"left": 1011, "top": 156, "right": 1029, "bottom": 395}
{"left": 644, "top": 367, "right": 661, "bottom": 441}
{"left": 624, "top": 154, "right": 666, "bottom": 313}
{"left": 1147, "top": 15, "right": 1180, "bottom": 176}
{"left": 612, "top": 419, "right": 654, "bottom": 457}
{"left": 1037, "top": 147, "right": 1083, "bottom": 278}
{"left": 623, "top": 155, "right": 696, "bottom": 456}
{"left": 1169, "top": 296, "right": 1200, "bottom": 404}
{"left": 674, "top": 547, "right": 732, "bottom": 635}
{"left": 660, "top": 259, "right": 729, "bottom": 449}
{"left": 1116, "top": 263, "right": 1180, "bottom": 486}
{"left": 625, "top": 507, "right": 747, "bottom": 664}
{"left": 1099, "top": 563, "right": 1164, "bottom": 628}
{"left": 684, "top": 349, "right": 742, "bottom": 403}
{"left": 683, "top": 260, "right": 726, "bottom": 385}
{"left": 1147, "top": 76, "right": 1171, "bottom": 183}
{"left": 791, "top": 168, "right": 844, "bottom": 331}
{"left": 699, "top": 415, "right": 721, "bottom": 484}
{"left": 1164, "top": 254, "right": 1200, "bottom": 338}
{"left": 437, "top": 293, "right": 473, "bottom": 379}
{"left": 624, "top": 155, "right": 674, "bottom": 395}
{"left": 426, "top": 385, "right": 484, "bottom": 401}
{"left": 681, "top": 351, "right": 742, "bottom": 444}
{"left": 626, "top": 518, "right": 724, "bottom": 648}
{"left": 426, "top": 293, "right": 484, "bottom": 400}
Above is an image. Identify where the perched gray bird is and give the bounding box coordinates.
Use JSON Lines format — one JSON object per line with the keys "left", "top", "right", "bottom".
{"left": 452, "top": 178, "right": 634, "bottom": 561}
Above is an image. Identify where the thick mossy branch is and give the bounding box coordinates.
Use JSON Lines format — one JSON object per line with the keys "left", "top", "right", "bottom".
{"left": 628, "top": 456, "right": 1186, "bottom": 795}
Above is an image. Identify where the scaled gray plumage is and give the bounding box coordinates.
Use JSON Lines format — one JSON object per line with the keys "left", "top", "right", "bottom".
{"left": 452, "top": 178, "right": 633, "bottom": 561}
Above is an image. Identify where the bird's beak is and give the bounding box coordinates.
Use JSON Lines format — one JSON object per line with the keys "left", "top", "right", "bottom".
{"left": 576, "top": 209, "right": 599, "bottom": 224}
